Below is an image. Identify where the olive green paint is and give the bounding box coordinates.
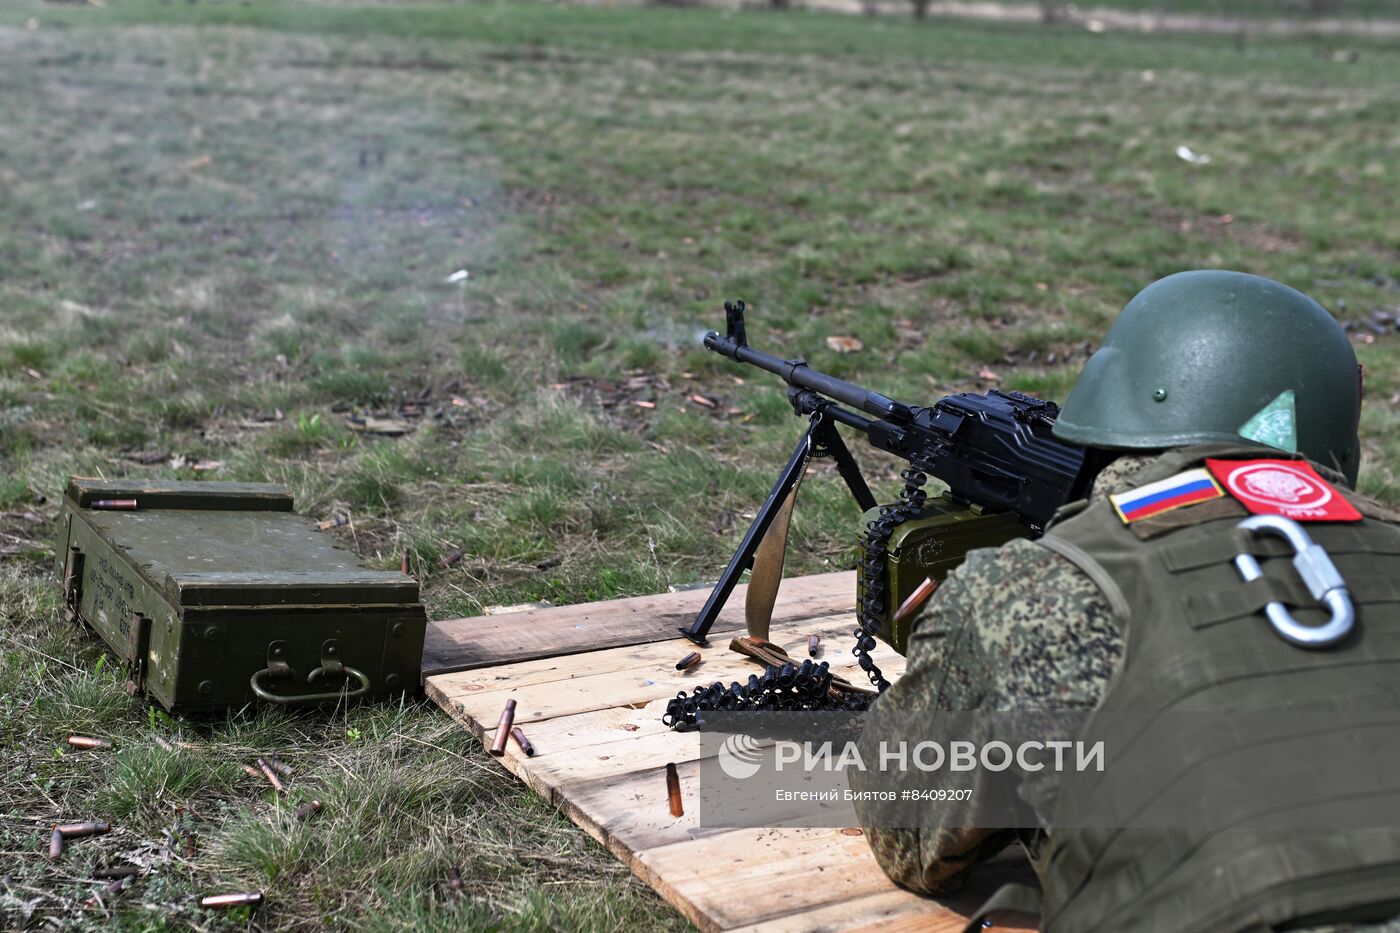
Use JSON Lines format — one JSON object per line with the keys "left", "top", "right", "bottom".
{"left": 1053, "top": 271, "right": 1361, "bottom": 486}
{"left": 54, "top": 478, "right": 426, "bottom": 713}
{"left": 857, "top": 494, "right": 1027, "bottom": 654}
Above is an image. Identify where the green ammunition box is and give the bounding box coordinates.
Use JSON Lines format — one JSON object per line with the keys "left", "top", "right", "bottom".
{"left": 857, "top": 494, "right": 1028, "bottom": 654}
{"left": 54, "top": 478, "right": 426, "bottom": 713}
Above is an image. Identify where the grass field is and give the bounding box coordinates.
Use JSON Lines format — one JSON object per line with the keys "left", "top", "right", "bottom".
{"left": 2, "top": 0, "right": 1398, "bottom": 928}
{"left": 1062, "top": 0, "right": 1400, "bottom": 18}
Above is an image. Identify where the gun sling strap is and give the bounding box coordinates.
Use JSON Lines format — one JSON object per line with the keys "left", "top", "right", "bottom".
{"left": 744, "top": 449, "right": 809, "bottom": 642}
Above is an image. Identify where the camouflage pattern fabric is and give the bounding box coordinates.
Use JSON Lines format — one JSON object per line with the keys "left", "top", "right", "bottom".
{"left": 853, "top": 456, "right": 1147, "bottom": 895}
{"left": 853, "top": 453, "right": 1400, "bottom": 931}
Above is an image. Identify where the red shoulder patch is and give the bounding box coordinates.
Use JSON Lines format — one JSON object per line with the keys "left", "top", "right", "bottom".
{"left": 1205, "top": 458, "right": 1361, "bottom": 523}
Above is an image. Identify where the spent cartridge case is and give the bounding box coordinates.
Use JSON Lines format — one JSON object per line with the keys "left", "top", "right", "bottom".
{"left": 666, "top": 762, "right": 683, "bottom": 817}
{"left": 48, "top": 829, "right": 64, "bottom": 860}
{"left": 675, "top": 651, "right": 702, "bottom": 671}
{"left": 200, "top": 892, "right": 264, "bottom": 910}
{"left": 894, "top": 576, "right": 939, "bottom": 627}
{"left": 88, "top": 499, "right": 138, "bottom": 511}
{"left": 256, "top": 759, "right": 286, "bottom": 793}
{"left": 510, "top": 727, "right": 536, "bottom": 757}
{"left": 808, "top": 634, "right": 820, "bottom": 657}
{"left": 56, "top": 821, "right": 110, "bottom": 839}
{"left": 67, "top": 735, "right": 113, "bottom": 750}
{"left": 489, "top": 699, "right": 517, "bottom": 757}
{"left": 89, "top": 876, "right": 128, "bottom": 905}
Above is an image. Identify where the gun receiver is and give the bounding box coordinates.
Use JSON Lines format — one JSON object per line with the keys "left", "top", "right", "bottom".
{"left": 681, "top": 300, "right": 1091, "bottom": 647}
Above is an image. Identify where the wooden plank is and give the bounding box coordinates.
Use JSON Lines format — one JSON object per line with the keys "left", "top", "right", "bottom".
{"left": 726, "top": 890, "right": 969, "bottom": 933}
{"left": 421, "top": 570, "right": 855, "bottom": 678}
{"left": 428, "top": 614, "right": 904, "bottom": 731}
{"left": 424, "top": 584, "right": 1038, "bottom": 933}
{"left": 451, "top": 699, "right": 691, "bottom": 802}
{"left": 499, "top": 718, "right": 1030, "bottom": 933}
{"left": 557, "top": 758, "right": 728, "bottom": 858}
{"left": 633, "top": 827, "right": 963, "bottom": 933}
{"left": 430, "top": 610, "right": 869, "bottom": 703}
{"left": 838, "top": 911, "right": 970, "bottom": 933}
{"left": 509, "top": 713, "right": 698, "bottom": 791}
{"left": 834, "top": 850, "right": 1040, "bottom": 933}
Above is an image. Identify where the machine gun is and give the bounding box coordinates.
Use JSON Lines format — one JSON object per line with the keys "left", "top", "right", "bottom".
{"left": 678, "top": 301, "right": 1092, "bottom": 698}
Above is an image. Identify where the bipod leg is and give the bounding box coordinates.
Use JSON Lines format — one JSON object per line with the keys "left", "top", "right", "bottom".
{"left": 680, "top": 419, "right": 818, "bottom": 646}
{"left": 811, "top": 416, "right": 876, "bottom": 512}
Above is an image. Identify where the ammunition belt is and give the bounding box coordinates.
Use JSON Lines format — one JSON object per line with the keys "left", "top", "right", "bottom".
{"left": 662, "top": 452, "right": 936, "bottom": 730}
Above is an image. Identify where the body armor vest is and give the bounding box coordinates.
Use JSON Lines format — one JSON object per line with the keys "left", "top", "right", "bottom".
{"left": 1031, "top": 444, "right": 1400, "bottom": 933}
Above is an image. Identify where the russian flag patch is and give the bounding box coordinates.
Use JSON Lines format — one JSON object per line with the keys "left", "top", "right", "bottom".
{"left": 1109, "top": 468, "right": 1224, "bottom": 524}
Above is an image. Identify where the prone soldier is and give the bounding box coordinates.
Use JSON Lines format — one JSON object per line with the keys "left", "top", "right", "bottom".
{"left": 851, "top": 270, "right": 1400, "bottom": 932}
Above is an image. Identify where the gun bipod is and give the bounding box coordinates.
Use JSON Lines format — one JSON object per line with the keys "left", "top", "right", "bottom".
{"left": 679, "top": 405, "right": 877, "bottom": 646}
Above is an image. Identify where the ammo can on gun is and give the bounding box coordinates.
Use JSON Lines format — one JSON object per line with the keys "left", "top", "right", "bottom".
{"left": 55, "top": 479, "right": 426, "bottom": 712}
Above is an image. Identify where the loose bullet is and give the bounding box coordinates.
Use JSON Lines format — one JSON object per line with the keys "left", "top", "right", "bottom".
{"left": 200, "top": 892, "right": 264, "bottom": 910}
{"left": 666, "top": 762, "right": 683, "bottom": 817}
{"left": 675, "top": 651, "right": 702, "bottom": 672}
{"left": 489, "top": 699, "right": 516, "bottom": 757}
{"left": 510, "top": 727, "right": 536, "bottom": 757}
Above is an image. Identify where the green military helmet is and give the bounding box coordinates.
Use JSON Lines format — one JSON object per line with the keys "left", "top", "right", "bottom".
{"left": 1054, "top": 270, "right": 1362, "bottom": 485}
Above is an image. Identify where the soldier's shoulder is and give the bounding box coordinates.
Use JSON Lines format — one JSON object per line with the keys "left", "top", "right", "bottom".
{"left": 952, "top": 536, "right": 1093, "bottom": 595}
{"left": 925, "top": 538, "right": 1121, "bottom": 708}
{"left": 936, "top": 537, "right": 1112, "bottom": 642}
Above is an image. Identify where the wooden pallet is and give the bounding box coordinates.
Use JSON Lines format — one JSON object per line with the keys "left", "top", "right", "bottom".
{"left": 424, "top": 572, "right": 1037, "bottom": 933}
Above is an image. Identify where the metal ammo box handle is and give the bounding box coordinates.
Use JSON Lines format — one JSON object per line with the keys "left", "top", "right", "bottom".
{"left": 250, "top": 664, "right": 371, "bottom": 704}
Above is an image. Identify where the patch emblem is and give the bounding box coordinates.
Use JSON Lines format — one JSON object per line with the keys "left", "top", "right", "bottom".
{"left": 1237, "top": 390, "right": 1297, "bottom": 453}
{"left": 1205, "top": 458, "right": 1361, "bottom": 522}
{"left": 1110, "top": 468, "right": 1224, "bottom": 524}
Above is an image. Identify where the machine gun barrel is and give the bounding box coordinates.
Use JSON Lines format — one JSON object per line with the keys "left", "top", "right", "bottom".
{"left": 681, "top": 301, "right": 1090, "bottom": 649}
{"left": 704, "top": 330, "right": 913, "bottom": 422}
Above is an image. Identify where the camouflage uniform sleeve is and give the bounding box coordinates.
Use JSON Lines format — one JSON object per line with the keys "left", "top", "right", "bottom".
{"left": 853, "top": 538, "right": 1123, "bottom": 895}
